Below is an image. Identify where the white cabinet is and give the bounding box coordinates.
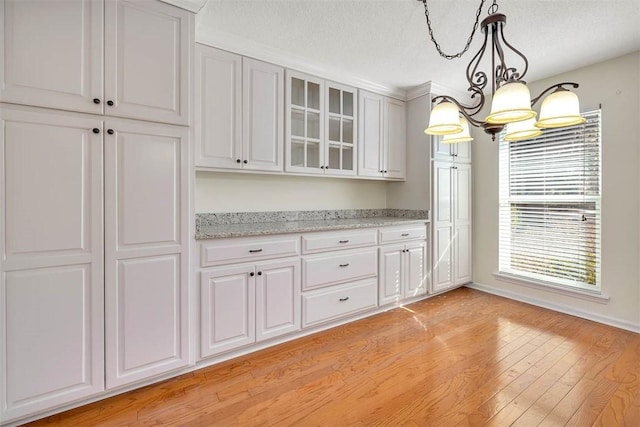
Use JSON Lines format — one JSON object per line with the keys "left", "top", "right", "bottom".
{"left": 432, "top": 161, "right": 472, "bottom": 293}
{"left": 285, "top": 71, "right": 357, "bottom": 176}
{"left": 200, "top": 257, "right": 300, "bottom": 358}
{"left": 0, "top": 107, "right": 104, "bottom": 422}
{"left": 378, "top": 234, "right": 427, "bottom": 306}
{"left": 104, "top": 119, "right": 190, "bottom": 389}
{"left": 0, "top": 0, "right": 192, "bottom": 125}
{"left": 433, "top": 137, "right": 472, "bottom": 163}
{"left": 358, "top": 90, "right": 406, "bottom": 179}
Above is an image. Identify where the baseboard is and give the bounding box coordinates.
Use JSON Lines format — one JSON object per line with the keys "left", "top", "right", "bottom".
{"left": 466, "top": 282, "right": 640, "bottom": 334}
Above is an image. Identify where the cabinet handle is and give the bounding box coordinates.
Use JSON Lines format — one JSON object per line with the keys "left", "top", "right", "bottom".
{"left": 92, "top": 128, "right": 100, "bottom": 134}
{"left": 339, "top": 297, "right": 349, "bottom": 302}
{"left": 236, "top": 159, "right": 241, "bottom": 163}
{"left": 339, "top": 263, "right": 350, "bottom": 267}
{"left": 339, "top": 240, "right": 349, "bottom": 244}
{"left": 451, "top": 166, "right": 458, "bottom": 169}
{"left": 93, "top": 98, "right": 101, "bottom": 105}
{"left": 401, "top": 233, "right": 410, "bottom": 236}
{"left": 249, "top": 249, "right": 263, "bottom": 253}
{"left": 250, "top": 272, "right": 255, "bottom": 277}
{"left": 107, "top": 100, "right": 114, "bottom": 106}
{"left": 107, "top": 129, "right": 114, "bottom": 135}
{"left": 257, "top": 271, "right": 262, "bottom": 276}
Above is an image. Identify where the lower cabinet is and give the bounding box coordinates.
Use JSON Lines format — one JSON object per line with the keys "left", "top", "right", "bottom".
{"left": 200, "top": 257, "right": 300, "bottom": 358}
{"left": 379, "top": 241, "right": 427, "bottom": 306}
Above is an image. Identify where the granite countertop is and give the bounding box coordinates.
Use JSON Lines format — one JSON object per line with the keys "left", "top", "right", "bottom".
{"left": 195, "top": 209, "right": 429, "bottom": 240}
{"left": 196, "top": 217, "right": 429, "bottom": 239}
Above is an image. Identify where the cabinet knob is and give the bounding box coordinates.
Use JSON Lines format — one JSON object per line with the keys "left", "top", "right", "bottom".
{"left": 92, "top": 128, "right": 100, "bottom": 134}
{"left": 250, "top": 272, "right": 255, "bottom": 277}
{"left": 257, "top": 271, "right": 262, "bottom": 276}
{"left": 93, "top": 98, "right": 101, "bottom": 105}
{"left": 325, "top": 165, "right": 329, "bottom": 169}
{"left": 384, "top": 170, "right": 388, "bottom": 173}
{"left": 379, "top": 170, "right": 383, "bottom": 173}
{"left": 243, "top": 160, "right": 248, "bottom": 164}
{"left": 107, "top": 129, "right": 114, "bottom": 135}
{"left": 339, "top": 297, "right": 349, "bottom": 302}
{"left": 320, "top": 166, "right": 325, "bottom": 169}
{"left": 106, "top": 100, "right": 114, "bottom": 106}
{"left": 453, "top": 153, "right": 459, "bottom": 157}
{"left": 236, "top": 159, "right": 241, "bottom": 163}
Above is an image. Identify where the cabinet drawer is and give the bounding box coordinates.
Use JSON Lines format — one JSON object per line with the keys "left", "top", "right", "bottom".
{"left": 201, "top": 236, "right": 299, "bottom": 267}
{"left": 379, "top": 225, "right": 427, "bottom": 244}
{"left": 301, "top": 229, "right": 377, "bottom": 254}
{"left": 302, "top": 248, "right": 377, "bottom": 290}
{"left": 302, "top": 279, "right": 378, "bottom": 328}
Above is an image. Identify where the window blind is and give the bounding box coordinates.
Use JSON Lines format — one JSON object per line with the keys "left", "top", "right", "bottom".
{"left": 498, "top": 110, "right": 601, "bottom": 291}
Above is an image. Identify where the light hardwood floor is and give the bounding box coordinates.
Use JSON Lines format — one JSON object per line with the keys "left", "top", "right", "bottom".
{"left": 28, "top": 288, "right": 640, "bottom": 426}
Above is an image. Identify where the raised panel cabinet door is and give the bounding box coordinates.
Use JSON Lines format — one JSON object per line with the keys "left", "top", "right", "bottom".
{"left": 405, "top": 241, "right": 427, "bottom": 298}
{"left": 200, "top": 265, "right": 256, "bottom": 358}
{"left": 454, "top": 163, "right": 472, "bottom": 224}
{"left": 0, "top": 0, "right": 103, "bottom": 114}
{"left": 378, "top": 244, "right": 404, "bottom": 306}
{"left": 383, "top": 97, "right": 406, "bottom": 179}
{"left": 255, "top": 257, "right": 301, "bottom": 342}
{"left": 104, "top": 0, "right": 192, "bottom": 125}
{"left": 432, "top": 226, "right": 454, "bottom": 293}
{"left": 194, "top": 44, "right": 242, "bottom": 169}
{"left": 106, "top": 255, "right": 188, "bottom": 388}
{"left": 432, "top": 136, "right": 454, "bottom": 160}
{"left": 454, "top": 223, "right": 473, "bottom": 286}
{"left": 454, "top": 141, "right": 472, "bottom": 163}
{"left": 357, "top": 90, "right": 384, "bottom": 177}
{"left": 243, "top": 57, "right": 284, "bottom": 172}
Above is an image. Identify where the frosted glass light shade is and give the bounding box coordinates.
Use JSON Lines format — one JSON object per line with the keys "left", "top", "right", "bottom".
{"left": 442, "top": 117, "right": 474, "bottom": 143}
{"left": 425, "top": 101, "right": 463, "bottom": 135}
{"left": 535, "top": 89, "right": 586, "bottom": 128}
{"left": 485, "top": 82, "right": 537, "bottom": 124}
{"left": 504, "top": 118, "right": 543, "bottom": 142}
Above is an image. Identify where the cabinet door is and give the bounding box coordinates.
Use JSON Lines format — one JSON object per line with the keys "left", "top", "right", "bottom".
{"left": 286, "top": 70, "right": 324, "bottom": 174}
{"left": 378, "top": 244, "right": 404, "bottom": 306}
{"left": 195, "top": 44, "right": 242, "bottom": 169}
{"left": 384, "top": 97, "right": 406, "bottom": 179}
{"left": 455, "top": 141, "right": 472, "bottom": 163}
{"left": 0, "top": 107, "right": 104, "bottom": 421}
{"left": 325, "top": 81, "right": 357, "bottom": 176}
{"left": 200, "top": 265, "right": 256, "bottom": 358}
{"left": 255, "top": 258, "right": 301, "bottom": 342}
{"left": 432, "top": 161, "right": 455, "bottom": 293}
{"left": 358, "top": 90, "right": 384, "bottom": 177}
{"left": 454, "top": 164, "right": 472, "bottom": 285}
{"left": 243, "top": 58, "right": 284, "bottom": 172}
{"left": 105, "top": 119, "right": 189, "bottom": 388}
{"left": 405, "top": 241, "right": 427, "bottom": 298}
{"left": 0, "top": 0, "right": 103, "bottom": 114}
{"left": 104, "top": 0, "right": 192, "bottom": 125}
{"left": 432, "top": 136, "right": 454, "bottom": 160}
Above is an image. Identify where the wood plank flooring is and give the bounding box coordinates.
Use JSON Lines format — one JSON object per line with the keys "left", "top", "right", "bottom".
{"left": 28, "top": 288, "right": 640, "bottom": 426}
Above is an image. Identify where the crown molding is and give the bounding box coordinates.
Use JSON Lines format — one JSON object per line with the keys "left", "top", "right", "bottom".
{"left": 159, "top": 0, "right": 207, "bottom": 13}
{"left": 405, "top": 81, "right": 471, "bottom": 102}
{"left": 196, "top": 27, "right": 407, "bottom": 100}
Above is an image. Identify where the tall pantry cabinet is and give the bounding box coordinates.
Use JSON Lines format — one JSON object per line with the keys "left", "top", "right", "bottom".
{"left": 0, "top": 0, "right": 193, "bottom": 423}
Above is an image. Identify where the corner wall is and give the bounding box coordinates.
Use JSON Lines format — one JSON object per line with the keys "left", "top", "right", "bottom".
{"left": 471, "top": 52, "right": 640, "bottom": 331}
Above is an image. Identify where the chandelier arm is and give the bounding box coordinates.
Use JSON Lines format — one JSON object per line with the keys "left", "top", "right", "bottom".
{"left": 431, "top": 95, "right": 485, "bottom": 128}
{"left": 491, "top": 23, "right": 510, "bottom": 85}
{"left": 498, "top": 23, "right": 529, "bottom": 81}
{"left": 466, "top": 28, "right": 489, "bottom": 97}
{"left": 530, "top": 82, "right": 580, "bottom": 106}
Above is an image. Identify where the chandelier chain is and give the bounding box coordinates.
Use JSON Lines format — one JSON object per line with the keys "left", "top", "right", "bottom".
{"left": 420, "top": 0, "right": 487, "bottom": 60}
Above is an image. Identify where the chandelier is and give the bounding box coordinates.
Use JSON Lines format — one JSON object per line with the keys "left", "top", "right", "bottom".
{"left": 420, "top": 0, "right": 586, "bottom": 142}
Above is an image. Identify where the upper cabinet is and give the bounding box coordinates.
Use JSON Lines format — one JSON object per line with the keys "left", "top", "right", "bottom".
{"left": 195, "top": 44, "right": 284, "bottom": 172}
{"left": 358, "top": 91, "right": 406, "bottom": 180}
{"left": 285, "top": 70, "right": 357, "bottom": 176}
{"left": 0, "top": 0, "right": 192, "bottom": 125}
{"left": 432, "top": 136, "right": 472, "bottom": 163}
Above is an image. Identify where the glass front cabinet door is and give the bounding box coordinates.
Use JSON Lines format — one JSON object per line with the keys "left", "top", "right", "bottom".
{"left": 285, "top": 71, "right": 357, "bottom": 176}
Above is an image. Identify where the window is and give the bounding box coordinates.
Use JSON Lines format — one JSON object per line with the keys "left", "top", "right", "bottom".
{"left": 498, "top": 110, "right": 601, "bottom": 292}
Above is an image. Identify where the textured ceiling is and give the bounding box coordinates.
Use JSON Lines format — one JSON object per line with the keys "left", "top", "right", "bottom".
{"left": 196, "top": 0, "right": 640, "bottom": 94}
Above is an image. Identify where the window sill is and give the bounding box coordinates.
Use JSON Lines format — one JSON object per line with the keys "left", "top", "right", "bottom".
{"left": 492, "top": 271, "right": 610, "bottom": 304}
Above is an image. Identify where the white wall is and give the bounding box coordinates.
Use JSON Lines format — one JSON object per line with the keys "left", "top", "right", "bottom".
{"left": 472, "top": 52, "right": 640, "bottom": 331}
{"left": 195, "top": 172, "right": 388, "bottom": 213}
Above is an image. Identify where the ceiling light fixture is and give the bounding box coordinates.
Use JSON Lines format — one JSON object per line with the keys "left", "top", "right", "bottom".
{"left": 420, "top": 0, "right": 586, "bottom": 142}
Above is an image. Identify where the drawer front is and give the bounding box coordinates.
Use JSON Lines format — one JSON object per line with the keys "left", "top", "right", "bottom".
{"left": 201, "top": 236, "right": 299, "bottom": 267}
{"left": 302, "top": 248, "right": 377, "bottom": 290}
{"left": 302, "top": 279, "right": 378, "bottom": 328}
{"left": 301, "top": 229, "right": 377, "bottom": 254}
{"left": 379, "top": 225, "right": 427, "bottom": 244}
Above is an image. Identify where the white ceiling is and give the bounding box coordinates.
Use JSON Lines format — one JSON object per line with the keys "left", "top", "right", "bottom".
{"left": 195, "top": 0, "right": 640, "bottom": 94}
